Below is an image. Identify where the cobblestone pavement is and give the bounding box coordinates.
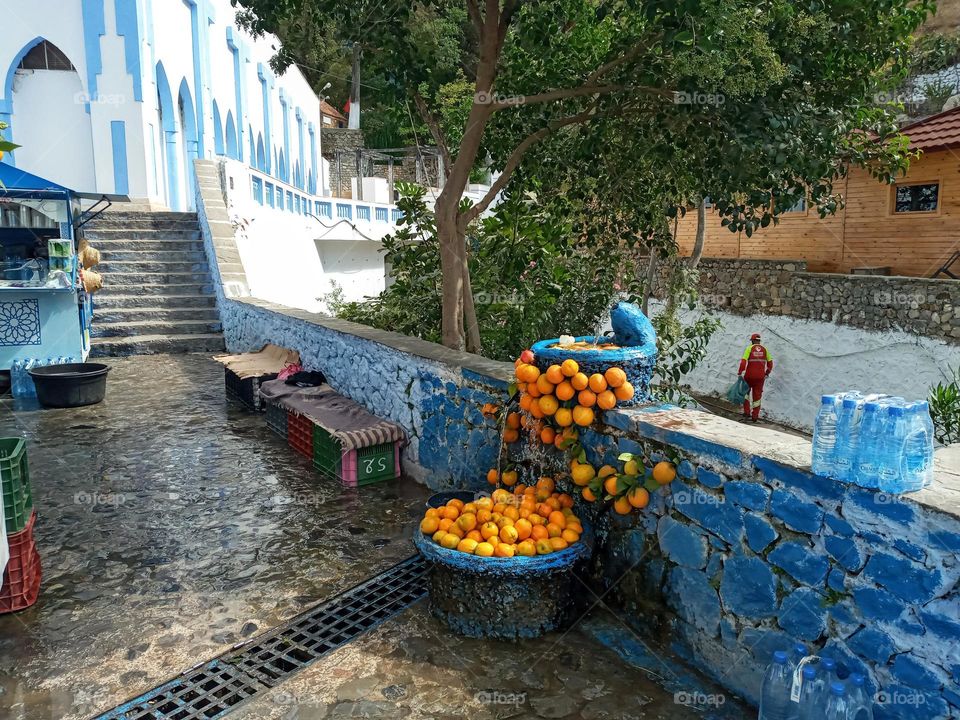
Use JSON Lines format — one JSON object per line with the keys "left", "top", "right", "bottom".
{"left": 0, "top": 354, "right": 745, "bottom": 720}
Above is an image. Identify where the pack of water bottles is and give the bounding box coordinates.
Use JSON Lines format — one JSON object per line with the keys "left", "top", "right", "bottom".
{"left": 811, "top": 391, "right": 934, "bottom": 493}
{"left": 10, "top": 357, "right": 78, "bottom": 399}
{"left": 760, "top": 646, "right": 874, "bottom": 720}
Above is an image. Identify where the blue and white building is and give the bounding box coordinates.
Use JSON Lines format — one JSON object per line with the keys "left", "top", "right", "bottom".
{"left": 0, "top": 0, "right": 327, "bottom": 211}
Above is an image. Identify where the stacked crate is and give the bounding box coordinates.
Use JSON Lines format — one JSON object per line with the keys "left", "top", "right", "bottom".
{"left": 0, "top": 438, "right": 41, "bottom": 613}
{"left": 313, "top": 426, "right": 401, "bottom": 487}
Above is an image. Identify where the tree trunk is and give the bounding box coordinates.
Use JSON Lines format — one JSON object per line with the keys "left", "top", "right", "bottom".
{"left": 462, "top": 243, "right": 481, "bottom": 353}
{"left": 437, "top": 198, "right": 465, "bottom": 349}
{"left": 642, "top": 251, "right": 658, "bottom": 315}
{"left": 689, "top": 197, "right": 707, "bottom": 269}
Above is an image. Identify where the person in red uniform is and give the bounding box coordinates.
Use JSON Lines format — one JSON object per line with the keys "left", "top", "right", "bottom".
{"left": 738, "top": 333, "right": 773, "bottom": 421}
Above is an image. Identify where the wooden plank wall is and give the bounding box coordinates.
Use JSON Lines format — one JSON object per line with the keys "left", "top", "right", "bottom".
{"left": 674, "top": 150, "right": 960, "bottom": 277}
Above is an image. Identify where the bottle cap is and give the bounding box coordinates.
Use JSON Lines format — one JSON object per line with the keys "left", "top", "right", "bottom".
{"left": 864, "top": 402, "right": 879, "bottom": 411}
{"left": 794, "top": 642, "right": 807, "bottom": 657}
{"left": 830, "top": 681, "right": 846, "bottom": 696}
{"left": 890, "top": 406, "right": 904, "bottom": 417}
{"left": 802, "top": 666, "right": 817, "bottom": 679}
{"left": 843, "top": 398, "right": 857, "bottom": 408}
{"left": 823, "top": 658, "right": 836, "bottom": 670}
{"left": 773, "top": 650, "right": 788, "bottom": 664}
{"left": 822, "top": 395, "right": 836, "bottom": 404}
{"left": 850, "top": 673, "right": 864, "bottom": 687}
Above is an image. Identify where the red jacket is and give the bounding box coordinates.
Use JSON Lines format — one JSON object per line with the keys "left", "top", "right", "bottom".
{"left": 739, "top": 343, "right": 773, "bottom": 380}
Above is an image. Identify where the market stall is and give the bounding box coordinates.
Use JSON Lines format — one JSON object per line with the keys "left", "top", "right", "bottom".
{"left": 0, "top": 164, "right": 91, "bottom": 374}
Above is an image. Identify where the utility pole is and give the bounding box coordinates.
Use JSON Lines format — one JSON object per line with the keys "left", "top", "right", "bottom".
{"left": 348, "top": 44, "right": 361, "bottom": 130}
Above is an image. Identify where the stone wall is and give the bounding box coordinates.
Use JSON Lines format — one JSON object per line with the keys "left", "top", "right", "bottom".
{"left": 657, "top": 258, "right": 960, "bottom": 343}
{"left": 194, "top": 160, "right": 960, "bottom": 718}
{"left": 320, "top": 129, "right": 364, "bottom": 197}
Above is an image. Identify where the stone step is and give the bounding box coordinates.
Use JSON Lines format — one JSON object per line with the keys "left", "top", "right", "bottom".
{"left": 96, "top": 248, "right": 207, "bottom": 262}
{"left": 98, "top": 260, "right": 210, "bottom": 274}
{"left": 83, "top": 228, "right": 202, "bottom": 241}
{"left": 92, "top": 293, "right": 217, "bottom": 308}
{"left": 95, "top": 282, "right": 215, "bottom": 296}
{"left": 103, "top": 271, "right": 213, "bottom": 286}
{"left": 88, "top": 210, "right": 197, "bottom": 222}
{"left": 91, "top": 318, "right": 223, "bottom": 338}
{"left": 92, "top": 306, "right": 220, "bottom": 323}
{"left": 90, "top": 333, "right": 225, "bottom": 357}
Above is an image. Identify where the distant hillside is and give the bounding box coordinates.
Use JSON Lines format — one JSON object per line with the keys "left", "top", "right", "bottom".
{"left": 922, "top": 0, "right": 960, "bottom": 34}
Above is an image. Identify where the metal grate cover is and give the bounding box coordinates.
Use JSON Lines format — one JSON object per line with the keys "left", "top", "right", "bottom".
{"left": 94, "top": 555, "right": 427, "bottom": 719}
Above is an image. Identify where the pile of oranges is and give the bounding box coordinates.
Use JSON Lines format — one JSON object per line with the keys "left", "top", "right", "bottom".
{"left": 419, "top": 478, "right": 584, "bottom": 558}
{"left": 511, "top": 349, "right": 634, "bottom": 448}
{"left": 569, "top": 455, "right": 677, "bottom": 513}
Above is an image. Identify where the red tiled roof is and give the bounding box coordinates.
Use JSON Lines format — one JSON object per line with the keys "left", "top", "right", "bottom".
{"left": 900, "top": 106, "right": 960, "bottom": 152}
{"left": 320, "top": 99, "right": 346, "bottom": 122}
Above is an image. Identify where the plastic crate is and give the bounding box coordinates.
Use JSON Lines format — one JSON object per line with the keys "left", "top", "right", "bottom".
{"left": 224, "top": 368, "right": 276, "bottom": 411}
{"left": 0, "top": 438, "right": 32, "bottom": 534}
{"left": 265, "top": 401, "right": 288, "bottom": 439}
{"left": 312, "top": 425, "right": 401, "bottom": 487}
{"left": 287, "top": 411, "right": 314, "bottom": 459}
{"left": 0, "top": 511, "right": 41, "bottom": 614}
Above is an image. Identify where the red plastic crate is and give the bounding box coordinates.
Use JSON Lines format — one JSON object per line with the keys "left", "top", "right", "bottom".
{"left": 0, "top": 511, "right": 41, "bottom": 614}
{"left": 287, "top": 411, "right": 314, "bottom": 459}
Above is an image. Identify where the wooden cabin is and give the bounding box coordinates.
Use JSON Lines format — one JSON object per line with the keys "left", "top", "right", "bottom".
{"left": 676, "top": 107, "right": 960, "bottom": 278}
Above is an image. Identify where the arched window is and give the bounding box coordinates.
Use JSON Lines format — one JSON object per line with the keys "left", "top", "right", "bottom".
{"left": 17, "top": 41, "right": 75, "bottom": 71}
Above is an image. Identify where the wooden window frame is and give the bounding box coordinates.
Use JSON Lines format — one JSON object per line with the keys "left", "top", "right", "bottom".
{"left": 889, "top": 177, "right": 942, "bottom": 217}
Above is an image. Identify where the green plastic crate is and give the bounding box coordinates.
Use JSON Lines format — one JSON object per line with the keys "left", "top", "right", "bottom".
{"left": 0, "top": 438, "right": 32, "bottom": 534}
{"left": 312, "top": 425, "right": 399, "bottom": 487}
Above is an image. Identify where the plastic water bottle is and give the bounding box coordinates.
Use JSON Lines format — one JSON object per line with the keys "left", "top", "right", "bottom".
{"left": 853, "top": 402, "right": 883, "bottom": 488}
{"left": 760, "top": 651, "right": 795, "bottom": 720}
{"left": 847, "top": 673, "right": 873, "bottom": 720}
{"left": 812, "top": 396, "right": 839, "bottom": 476}
{"left": 796, "top": 665, "right": 820, "bottom": 720}
{"left": 877, "top": 405, "right": 908, "bottom": 492}
{"left": 900, "top": 402, "right": 934, "bottom": 491}
{"left": 834, "top": 397, "right": 864, "bottom": 481}
{"left": 824, "top": 681, "right": 851, "bottom": 720}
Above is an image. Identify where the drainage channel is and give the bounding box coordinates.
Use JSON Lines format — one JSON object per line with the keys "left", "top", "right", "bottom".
{"left": 93, "top": 554, "right": 428, "bottom": 720}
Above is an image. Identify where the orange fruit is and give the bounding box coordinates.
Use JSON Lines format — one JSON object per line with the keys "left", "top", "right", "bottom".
{"left": 546, "top": 523, "right": 563, "bottom": 538}
{"left": 492, "top": 489, "right": 510, "bottom": 504}
{"left": 480, "top": 522, "right": 499, "bottom": 540}
{"left": 457, "top": 513, "right": 477, "bottom": 532}
{"left": 614, "top": 382, "right": 635, "bottom": 402}
{"left": 554, "top": 407, "right": 573, "bottom": 427}
{"left": 598, "top": 464, "right": 617, "bottom": 479}
{"left": 571, "top": 372, "right": 589, "bottom": 391}
{"left": 501, "top": 470, "right": 518, "bottom": 487}
{"left": 527, "top": 382, "right": 542, "bottom": 399}
{"left": 517, "top": 539, "right": 537, "bottom": 556}
{"left": 538, "top": 394, "right": 559, "bottom": 416}
{"left": 624, "top": 459, "right": 641, "bottom": 476}
{"left": 572, "top": 405, "right": 595, "bottom": 427}
{"left": 571, "top": 461, "right": 595, "bottom": 486}
{"left": 545, "top": 364, "right": 564, "bottom": 384}
{"left": 588, "top": 374, "right": 608, "bottom": 393}
{"left": 529, "top": 513, "right": 546, "bottom": 526}
{"left": 446, "top": 523, "right": 465, "bottom": 539}
{"left": 467, "top": 530, "right": 483, "bottom": 542}
{"left": 581, "top": 487, "right": 597, "bottom": 502}
{"left": 448, "top": 499, "right": 464, "bottom": 511}
{"left": 561, "top": 359, "right": 579, "bottom": 377}
{"left": 519, "top": 394, "right": 533, "bottom": 411}
{"left": 503, "top": 428, "right": 519, "bottom": 443}
{"left": 555, "top": 381, "right": 576, "bottom": 402}
{"left": 545, "top": 496, "right": 560, "bottom": 510}
{"left": 424, "top": 507, "right": 439, "bottom": 518}
{"left": 604, "top": 475, "right": 620, "bottom": 496}
{"left": 548, "top": 510, "right": 567, "bottom": 528}
{"left": 475, "top": 497, "right": 493, "bottom": 510}
{"left": 440, "top": 532, "right": 460, "bottom": 549}
{"left": 474, "top": 542, "right": 495, "bottom": 557}
{"left": 562, "top": 528, "right": 580, "bottom": 543}
{"left": 653, "top": 461, "right": 677, "bottom": 485}
{"left": 500, "top": 525, "right": 520, "bottom": 544}
{"left": 577, "top": 389, "right": 597, "bottom": 408}
{"left": 494, "top": 543, "right": 515, "bottom": 557}
{"left": 503, "top": 505, "right": 520, "bottom": 521}
{"left": 486, "top": 468, "right": 499, "bottom": 485}
{"left": 438, "top": 518, "right": 454, "bottom": 532}
{"left": 439, "top": 505, "right": 458, "bottom": 520}
{"left": 515, "top": 364, "right": 528, "bottom": 381}
{"left": 596, "top": 390, "right": 617, "bottom": 410}
{"left": 613, "top": 496, "right": 633, "bottom": 515}
{"left": 628, "top": 486, "right": 650, "bottom": 509}
{"left": 457, "top": 538, "right": 479, "bottom": 554}
{"left": 514, "top": 518, "right": 533, "bottom": 540}
{"left": 549, "top": 537, "right": 569, "bottom": 551}
{"left": 487, "top": 534, "right": 499, "bottom": 547}
{"left": 507, "top": 412, "right": 521, "bottom": 429}
{"left": 535, "top": 539, "right": 554, "bottom": 555}
{"left": 531, "top": 524, "right": 549, "bottom": 540}
{"left": 432, "top": 529, "right": 446, "bottom": 544}
{"left": 519, "top": 364, "right": 540, "bottom": 383}
{"left": 536, "top": 502, "right": 553, "bottom": 519}
{"left": 476, "top": 508, "right": 492, "bottom": 524}
{"left": 529, "top": 402, "right": 545, "bottom": 419}
{"left": 554, "top": 434, "right": 566, "bottom": 450}
{"left": 420, "top": 517, "right": 440, "bottom": 535}
{"left": 558, "top": 493, "right": 574, "bottom": 508}
{"left": 536, "top": 476, "right": 555, "bottom": 494}
{"left": 463, "top": 502, "right": 477, "bottom": 515}
{"left": 567, "top": 522, "right": 583, "bottom": 535}
{"left": 540, "top": 426, "right": 556, "bottom": 445}
{"left": 604, "top": 367, "right": 627, "bottom": 388}
{"left": 536, "top": 375, "right": 555, "bottom": 395}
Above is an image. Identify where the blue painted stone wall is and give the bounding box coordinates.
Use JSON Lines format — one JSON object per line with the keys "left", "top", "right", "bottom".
{"left": 587, "top": 425, "right": 960, "bottom": 719}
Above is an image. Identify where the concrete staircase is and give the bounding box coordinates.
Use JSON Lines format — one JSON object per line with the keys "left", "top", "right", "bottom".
{"left": 85, "top": 211, "right": 226, "bottom": 356}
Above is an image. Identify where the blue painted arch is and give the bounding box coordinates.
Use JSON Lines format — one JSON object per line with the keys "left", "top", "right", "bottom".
{"left": 1, "top": 37, "right": 51, "bottom": 163}
{"left": 225, "top": 110, "right": 238, "bottom": 159}
{"left": 256, "top": 133, "right": 266, "bottom": 172}
{"left": 278, "top": 149, "right": 286, "bottom": 184}
{"left": 248, "top": 125, "right": 256, "bottom": 167}
{"left": 212, "top": 100, "right": 225, "bottom": 156}
{"left": 155, "top": 61, "right": 180, "bottom": 210}
{"left": 177, "top": 78, "right": 199, "bottom": 209}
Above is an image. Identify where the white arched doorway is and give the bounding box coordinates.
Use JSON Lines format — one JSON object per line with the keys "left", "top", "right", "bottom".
{"left": 8, "top": 40, "right": 96, "bottom": 191}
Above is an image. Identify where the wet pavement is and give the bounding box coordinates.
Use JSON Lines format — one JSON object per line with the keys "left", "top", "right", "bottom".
{"left": 0, "top": 354, "right": 746, "bottom": 719}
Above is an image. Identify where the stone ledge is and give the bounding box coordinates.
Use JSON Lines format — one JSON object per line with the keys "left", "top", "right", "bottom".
{"left": 232, "top": 296, "right": 514, "bottom": 383}
{"left": 608, "top": 404, "right": 960, "bottom": 520}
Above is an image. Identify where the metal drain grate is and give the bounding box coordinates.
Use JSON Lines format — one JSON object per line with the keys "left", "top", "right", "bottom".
{"left": 95, "top": 554, "right": 428, "bottom": 719}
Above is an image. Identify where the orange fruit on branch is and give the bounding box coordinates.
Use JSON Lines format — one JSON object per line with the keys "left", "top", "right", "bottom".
{"left": 554, "top": 407, "right": 573, "bottom": 427}
{"left": 588, "top": 374, "right": 608, "bottom": 393}
{"left": 603, "top": 475, "right": 620, "bottom": 496}
{"left": 572, "top": 405, "right": 595, "bottom": 427}
{"left": 507, "top": 412, "right": 521, "bottom": 429}
{"left": 561, "top": 359, "right": 579, "bottom": 377}
{"left": 596, "top": 390, "right": 617, "bottom": 410}
{"left": 536, "top": 375, "right": 555, "bottom": 395}
{"left": 540, "top": 426, "right": 556, "bottom": 445}
{"left": 614, "top": 382, "right": 635, "bottom": 402}
{"left": 577, "top": 389, "right": 597, "bottom": 408}
{"left": 613, "top": 496, "right": 633, "bottom": 515}
{"left": 545, "top": 364, "right": 565, "bottom": 384}
{"left": 538, "top": 394, "right": 559, "bottom": 416}
{"left": 571, "top": 372, "right": 589, "bottom": 391}
{"left": 628, "top": 486, "right": 650, "bottom": 509}
{"left": 604, "top": 367, "right": 627, "bottom": 388}
{"left": 581, "top": 487, "right": 597, "bottom": 502}
{"left": 652, "top": 461, "right": 677, "bottom": 485}
{"left": 555, "top": 381, "right": 575, "bottom": 401}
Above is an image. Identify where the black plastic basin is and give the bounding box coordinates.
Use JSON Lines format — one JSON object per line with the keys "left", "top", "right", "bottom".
{"left": 28, "top": 363, "right": 110, "bottom": 408}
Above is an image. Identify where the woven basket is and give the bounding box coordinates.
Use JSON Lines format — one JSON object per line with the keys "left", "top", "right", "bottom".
{"left": 82, "top": 270, "right": 103, "bottom": 293}
{"left": 79, "top": 246, "right": 100, "bottom": 269}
